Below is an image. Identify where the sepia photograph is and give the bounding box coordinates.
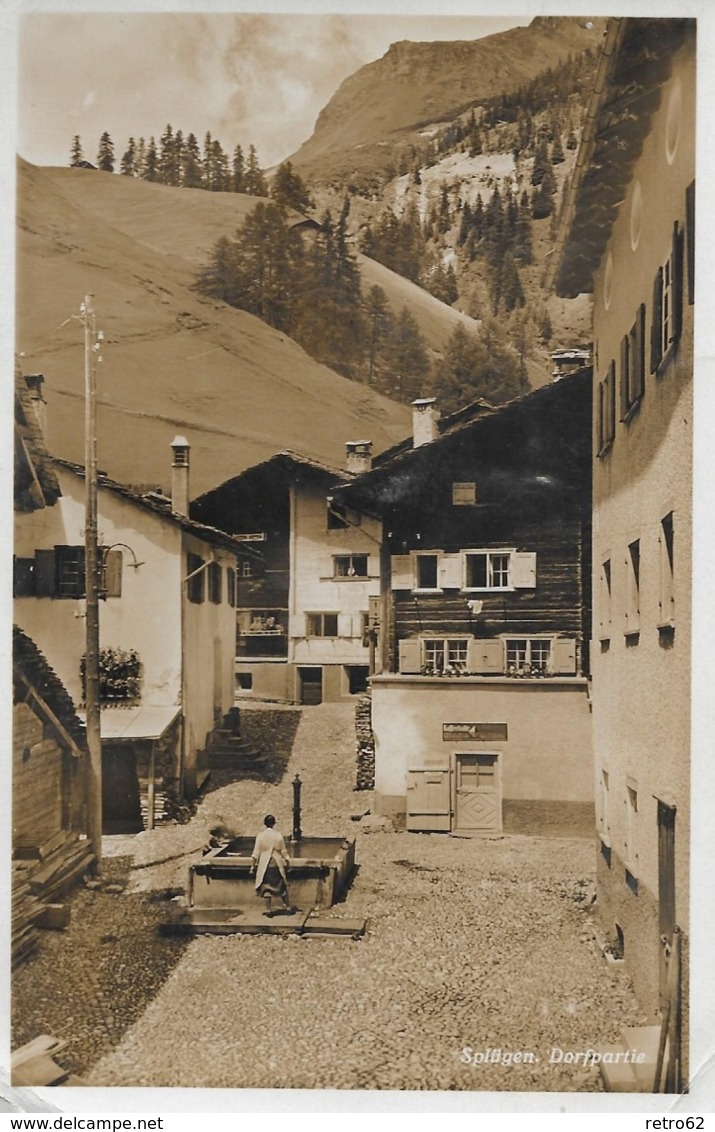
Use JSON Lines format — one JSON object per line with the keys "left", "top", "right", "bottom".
{"left": 3, "top": 0, "right": 712, "bottom": 1114}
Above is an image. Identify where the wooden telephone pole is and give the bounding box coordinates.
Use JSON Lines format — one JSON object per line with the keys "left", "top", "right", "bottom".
{"left": 80, "top": 294, "right": 103, "bottom": 866}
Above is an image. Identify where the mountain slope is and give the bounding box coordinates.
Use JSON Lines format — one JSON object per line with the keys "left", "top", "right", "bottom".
{"left": 289, "top": 16, "right": 605, "bottom": 186}
{"left": 15, "top": 160, "right": 411, "bottom": 495}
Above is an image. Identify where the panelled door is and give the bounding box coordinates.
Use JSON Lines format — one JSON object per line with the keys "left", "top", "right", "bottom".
{"left": 453, "top": 752, "right": 501, "bottom": 834}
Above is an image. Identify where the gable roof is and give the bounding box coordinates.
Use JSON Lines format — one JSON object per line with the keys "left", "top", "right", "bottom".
{"left": 14, "top": 366, "right": 61, "bottom": 511}
{"left": 333, "top": 369, "right": 592, "bottom": 512}
{"left": 192, "top": 449, "right": 352, "bottom": 517}
{"left": 550, "top": 17, "right": 694, "bottom": 298}
{"left": 53, "top": 458, "right": 258, "bottom": 558}
{"left": 13, "top": 625, "right": 86, "bottom": 755}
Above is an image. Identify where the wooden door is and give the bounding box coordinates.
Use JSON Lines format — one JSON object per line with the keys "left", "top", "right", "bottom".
{"left": 299, "top": 667, "right": 323, "bottom": 705}
{"left": 406, "top": 767, "right": 451, "bottom": 831}
{"left": 454, "top": 753, "right": 501, "bottom": 834}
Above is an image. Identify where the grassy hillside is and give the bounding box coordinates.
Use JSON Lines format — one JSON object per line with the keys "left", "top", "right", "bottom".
{"left": 15, "top": 160, "right": 412, "bottom": 495}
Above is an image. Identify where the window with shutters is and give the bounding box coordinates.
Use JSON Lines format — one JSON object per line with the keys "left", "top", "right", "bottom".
{"left": 307, "top": 612, "right": 339, "bottom": 638}
{"left": 226, "top": 566, "right": 237, "bottom": 608}
{"left": 651, "top": 221, "right": 684, "bottom": 374}
{"left": 621, "top": 306, "right": 646, "bottom": 420}
{"left": 599, "top": 558, "right": 612, "bottom": 642}
{"left": 187, "top": 552, "right": 205, "bottom": 604}
{"left": 624, "top": 783, "right": 639, "bottom": 884}
{"left": 464, "top": 550, "right": 512, "bottom": 591}
{"left": 56, "top": 545, "right": 86, "bottom": 599}
{"left": 208, "top": 561, "right": 222, "bottom": 604}
{"left": 597, "top": 362, "right": 616, "bottom": 456}
{"left": 414, "top": 552, "right": 440, "bottom": 591}
{"left": 333, "top": 554, "right": 368, "bottom": 578}
{"left": 625, "top": 540, "right": 640, "bottom": 638}
{"left": 421, "top": 637, "right": 470, "bottom": 674}
{"left": 658, "top": 512, "right": 675, "bottom": 629}
{"left": 504, "top": 637, "right": 552, "bottom": 676}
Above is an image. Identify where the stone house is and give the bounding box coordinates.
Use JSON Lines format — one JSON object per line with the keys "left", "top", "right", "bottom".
{"left": 551, "top": 16, "right": 694, "bottom": 1087}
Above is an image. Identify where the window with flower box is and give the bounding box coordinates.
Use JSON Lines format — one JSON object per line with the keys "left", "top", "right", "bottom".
{"left": 504, "top": 637, "right": 552, "bottom": 676}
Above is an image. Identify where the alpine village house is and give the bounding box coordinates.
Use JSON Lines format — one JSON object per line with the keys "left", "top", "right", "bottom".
{"left": 191, "top": 447, "right": 382, "bottom": 705}
{"left": 14, "top": 369, "right": 255, "bottom": 831}
{"left": 550, "top": 17, "right": 694, "bottom": 1090}
{"left": 333, "top": 375, "right": 594, "bottom": 841}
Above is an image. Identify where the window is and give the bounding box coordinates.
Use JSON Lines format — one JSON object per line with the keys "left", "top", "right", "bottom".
{"left": 599, "top": 558, "right": 612, "bottom": 641}
{"left": 465, "top": 551, "right": 511, "bottom": 591}
{"left": 333, "top": 554, "right": 368, "bottom": 578}
{"left": 625, "top": 540, "right": 640, "bottom": 637}
{"left": 505, "top": 638, "right": 552, "bottom": 676}
{"left": 620, "top": 305, "right": 646, "bottom": 419}
{"left": 422, "top": 637, "right": 469, "bottom": 674}
{"left": 651, "top": 222, "right": 684, "bottom": 373}
{"left": 598, "top": 769, "right": 611, "bottom": 848}
{"left": 452, "top": 481, "right": 476, "bottom": 506}
{"left": 345, "top": 666, "right": 369, "bottom": 695}
{"left": 208, "top": 561, "right": 222, "bottom": 604}
{"left": 226, "top": 567, "right": 236, "bottom": 608}
{"left": 624, "top": 783, "right": 639, "bottom": 884}
{"left": 327, "top": 502, "right": 360, "bottom": 530}
{"left": 307, "top": 612, "right": 339, "bottom": 637}
{"left": 415, "top": 553, "right": 439, "bottom": 590}
{"left": 56, "top": 545, "right": 86, "bottom": 599}
{"left": 597, "top": 362, "right": 616, "bottom": 454}
{"left": 239, "top": 560, "right": 254, "bottom": 577}
{"left": 187, "top": 552, "right": 205, "bottom": 604}
{"left": 659, "top": 512, "right": 675, "bottom": 628}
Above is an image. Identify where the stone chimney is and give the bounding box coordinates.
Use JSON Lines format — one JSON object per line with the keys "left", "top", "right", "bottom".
{"left": 412, "top": 398, "right": 440, "bottom": 448}
{"left": 24, "top": 374, "right": 47, "bottom": 436}
{"left": 345, "top": 440, "right": 373, "bottom": 475}
{"left": 170, "top": 435, "right": 190, "bottom": 515}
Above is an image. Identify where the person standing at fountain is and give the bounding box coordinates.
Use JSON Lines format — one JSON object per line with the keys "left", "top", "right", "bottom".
{"left": 251, "top": 814, "right": 292, "bottom": 917}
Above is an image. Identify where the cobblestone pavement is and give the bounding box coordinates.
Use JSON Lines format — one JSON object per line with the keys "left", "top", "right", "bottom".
{"left": 86, "top": 702, "right": 644, "bottom": 1093}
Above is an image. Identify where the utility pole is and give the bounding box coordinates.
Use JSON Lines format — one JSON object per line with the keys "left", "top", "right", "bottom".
{"left": 80, "top": 294, "right": 103, "bottom": 867}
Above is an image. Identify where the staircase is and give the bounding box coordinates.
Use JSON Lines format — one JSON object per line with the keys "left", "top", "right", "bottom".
{"left": 205, "top": 707, "right": 266, "bottom": 774}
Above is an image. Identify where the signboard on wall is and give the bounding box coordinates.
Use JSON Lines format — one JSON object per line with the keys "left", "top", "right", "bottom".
{"left": 443, "top": 722, "right": 508, "bottom": 742}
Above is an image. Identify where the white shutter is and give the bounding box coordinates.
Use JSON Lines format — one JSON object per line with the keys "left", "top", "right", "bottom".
{"left": 290, "top": 613, "right": 308, "bottom": 639}
{"left": 468, "top": 638, "right": 504, "bottom": 674}
{"left": 512, "top": 552, "right": 537, "bottom": 588}
{"left": 438, "top": 553, "right": 462, "bottom": 590}
{"left": 338, "top": 613, "right": 353, "bottom": 638}
{"left": 551, "top": 638, "right": 577, "bottom": 675}
{"left": 352, "top": 612, "right": 365, "bottom": 638}
{"left": 391, "top": 554, "right": 414, "bottom": 590}
{"left": 398, "top": 639, "right": 422, "bottom": 674}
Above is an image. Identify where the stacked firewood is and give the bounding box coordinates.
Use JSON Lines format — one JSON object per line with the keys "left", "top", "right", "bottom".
{"left": 355, "top": 691, "right": 375, "bottom": 791}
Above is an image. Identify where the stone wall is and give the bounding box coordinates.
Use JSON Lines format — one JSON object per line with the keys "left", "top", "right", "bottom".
{"left": 355, "top": 691, "right": 375, "bottom": 791}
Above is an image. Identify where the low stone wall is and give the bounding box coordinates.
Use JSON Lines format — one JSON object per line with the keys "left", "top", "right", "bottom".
{"left": 355, "top": 691, "right": 375, "bottom": 791}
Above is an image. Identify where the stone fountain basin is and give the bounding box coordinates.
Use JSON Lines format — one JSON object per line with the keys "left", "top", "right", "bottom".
{"left": 189, "top": 836, "right": 356, "bottom": 911}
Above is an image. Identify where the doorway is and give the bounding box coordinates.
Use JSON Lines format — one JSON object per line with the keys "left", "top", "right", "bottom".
{"left": 298, "top": 667, "right": 323, "bottom": 705}
{"left": 453, "top": 752, "right": 501, "bottom": 834}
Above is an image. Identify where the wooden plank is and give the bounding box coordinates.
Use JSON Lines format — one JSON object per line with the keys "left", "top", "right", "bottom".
{"left": 13, "top": 1056, "right": 69, "bottom": 1087}
{"left": 304, "top": 917, "right": 366, "bottom": 937}
{"left": 12, "top": 1035, "right": 67, "bottom": 1069}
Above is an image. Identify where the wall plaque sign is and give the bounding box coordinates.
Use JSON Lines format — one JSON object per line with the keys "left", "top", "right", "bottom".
{"left": 443, "top": 722, "right": 508, "bottom": 742}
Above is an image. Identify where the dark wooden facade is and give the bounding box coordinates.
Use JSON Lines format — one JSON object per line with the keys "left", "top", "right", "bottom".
{"left": 337, "top": 371, "right": 592, "bottom": 676}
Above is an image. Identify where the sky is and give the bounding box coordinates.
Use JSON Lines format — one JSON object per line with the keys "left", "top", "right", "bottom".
{"left": 18, "top": 12, "right": 526, "bottom": 171}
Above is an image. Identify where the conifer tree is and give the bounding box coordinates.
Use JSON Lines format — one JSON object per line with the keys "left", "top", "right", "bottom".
{"left": 202, "top": 132, "right": 213, "bottom": 189}
{"left": 270, "top": 160, "right": 312, "bottom": 212}
{"left": 364, "top": 285, "right": 391, "bottom": 386}
{"left": 210, "top": 139, "right": 229, "bottom": 191}
{"left": 182, "top": 133, "right": 203, "bottom": 188}
{"left": 135, "top": 138, "right": 146, "bottom": 178}
{"left": 382, "top": 307, "right": 430, "bottom": 402}
{"left": 120, "top": 137, "right": 136, "bottom": 176}
{"left": 97, "top": 132, "right": 115, "bottom": 173}
{"left": 231, "top": 145, "right": 245, "bottom": 193}
{"left": 69, "top": 135, "right": 84, "bottom": 167}
{"left": 244, "top": 145, "right": 268, "bottom": 196}
{"left": 551, "top": 134, "right": 565, "bottom": 165}
{"left": 513, "top": 191, "right": 533, "bottom": 264}
{"left": 143, "top": 137, "right": 158, "bottom": 182}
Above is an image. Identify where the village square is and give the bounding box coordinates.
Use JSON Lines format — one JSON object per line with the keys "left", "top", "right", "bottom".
{"left": 9, "top": 14, "right": 697, "bottom": 1102}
